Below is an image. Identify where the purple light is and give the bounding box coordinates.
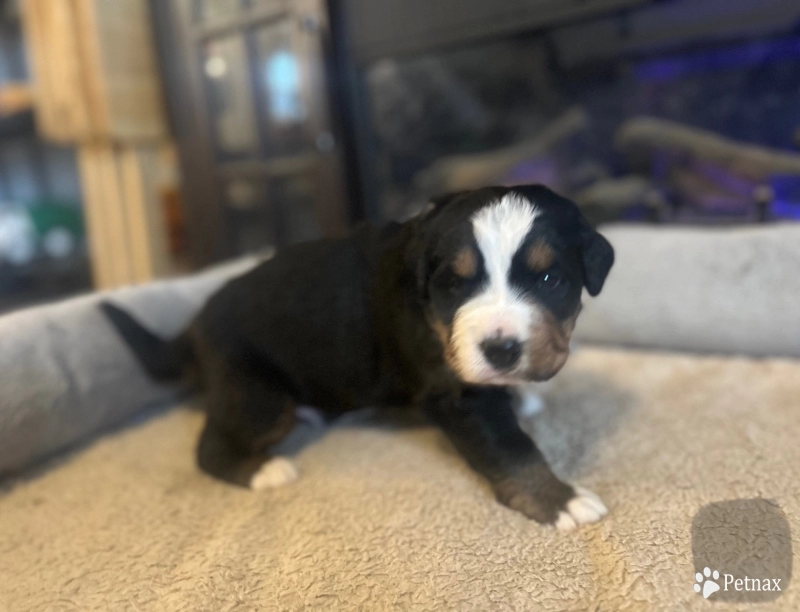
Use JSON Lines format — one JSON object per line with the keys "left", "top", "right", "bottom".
{"left": 771, "top": 200, "right": 800, "bottom": 220}
{"left": 635, "top": 36, "right": 800, "bottom": 83}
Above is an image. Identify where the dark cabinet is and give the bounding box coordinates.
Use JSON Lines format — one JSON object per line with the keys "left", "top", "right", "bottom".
{"left": 151, "top": 0, "right": 350, "bottom": 266}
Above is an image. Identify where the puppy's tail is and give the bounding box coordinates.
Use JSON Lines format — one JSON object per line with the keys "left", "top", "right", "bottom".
{"left": 100, "top": 301, "right": 194, "bottom": 382}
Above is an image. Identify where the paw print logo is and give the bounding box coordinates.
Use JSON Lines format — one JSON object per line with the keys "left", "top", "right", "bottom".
{"left": 694, "top": 567, "right": 721, "bottom": 599}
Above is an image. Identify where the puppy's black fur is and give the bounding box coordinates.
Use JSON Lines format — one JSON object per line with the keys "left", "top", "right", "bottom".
{"left": 102, "top": 184, "right": 613, "bottom": 526}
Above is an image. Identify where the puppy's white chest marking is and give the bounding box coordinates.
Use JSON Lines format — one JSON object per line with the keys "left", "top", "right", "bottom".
{"left": 517, "top": 389, "right": 546, "bottom": 417}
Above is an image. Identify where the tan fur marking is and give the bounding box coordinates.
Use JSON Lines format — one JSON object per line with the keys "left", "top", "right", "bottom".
{"left": 453, "top": 247, "right": 477, "bottom": 278}
{"left": 431, "top": 318, "right": 462, "bottom": 375}
{"left": 527, "top": 239, "right": 555, "bottom": 271}
{"left": 526, "top": 308, "right": 575, "bottom": 381}
{"left": 431, "top": 318, "right": 450, "bottom": 347}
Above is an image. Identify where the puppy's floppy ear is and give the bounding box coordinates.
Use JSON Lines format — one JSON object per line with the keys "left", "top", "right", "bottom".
{"left": 580, "top": 229, "right": 614, "bottom": 297}
{"left": 512, "top": 183, "right": 613, "bottom": 295}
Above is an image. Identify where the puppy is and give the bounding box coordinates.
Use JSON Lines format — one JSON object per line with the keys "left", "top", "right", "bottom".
{"left": 102, "top": 184, "right": 614, "bottom": 530}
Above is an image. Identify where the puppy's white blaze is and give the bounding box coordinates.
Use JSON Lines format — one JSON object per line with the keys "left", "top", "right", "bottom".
{"left": 471, "top": 193, "right": 537, "bottom": 298}
{"left": 452, "top": 194, "right": 538, "bottom": 382}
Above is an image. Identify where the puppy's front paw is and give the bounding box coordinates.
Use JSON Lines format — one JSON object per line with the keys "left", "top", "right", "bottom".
{"left": 494, "top": 467, "right": 607, "bottom": 529}
{"left": 554, "top": 487, "right": 607, "bottom": 531}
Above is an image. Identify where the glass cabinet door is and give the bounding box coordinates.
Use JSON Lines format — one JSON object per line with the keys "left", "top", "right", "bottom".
{"left": 153, "top": 0, "right": 349, "bottom": 263}
{"left": 254, "top": 19, "right": 310, "bottom": 155}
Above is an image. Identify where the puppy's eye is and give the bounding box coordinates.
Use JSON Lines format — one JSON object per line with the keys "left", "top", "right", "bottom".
{"left": 537, "top": 269, "right": 565, "bottom": 291}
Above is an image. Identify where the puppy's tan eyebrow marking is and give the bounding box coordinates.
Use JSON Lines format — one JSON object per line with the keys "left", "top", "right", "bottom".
{"left": 453, "top": 247, "right": 478, "bottom": 278}
{"left": 527, "top": 239, "right": 555, "bottom": 271}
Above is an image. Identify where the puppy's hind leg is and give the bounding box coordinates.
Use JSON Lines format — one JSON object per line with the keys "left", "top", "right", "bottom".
{"left": 198, "top": 367, "right": 300, "bottom": 490}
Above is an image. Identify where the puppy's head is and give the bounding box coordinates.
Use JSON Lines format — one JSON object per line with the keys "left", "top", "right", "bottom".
{"left": 411, "top": 185, "right": 613, "bottom": 385}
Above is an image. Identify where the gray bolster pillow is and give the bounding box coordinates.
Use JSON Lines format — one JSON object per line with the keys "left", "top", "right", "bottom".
{"left": 575, "top": 224, "right": 800, "bottom": 358}
{"left": 0, "top": 257, "right": 260, "bottom": 477}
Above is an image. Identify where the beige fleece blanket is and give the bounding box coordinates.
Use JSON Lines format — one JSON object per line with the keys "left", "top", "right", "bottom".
{"left": 1, "top": 347, "right": 798, "bottom": 611}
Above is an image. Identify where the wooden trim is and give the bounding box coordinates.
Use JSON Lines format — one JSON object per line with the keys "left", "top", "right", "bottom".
{"left": 78, "top": 146, "right": 111, "bottom": 287}
{"left": 21, "top": 0, "right": 168, "bottom": 142}
{"left": 79, "top": 143, "right": 178, "bottom": 288}
{"left": 96, "top": 145, "right": 136, "bottom": 285}
{"left": 119, "top": 147, "right": 158, "bottom": 283}
{"left": 22, "top": 0, "right": 93, "bottom": 142}
{"left": 71, "top": 0, "right": 111, "bottom": 137}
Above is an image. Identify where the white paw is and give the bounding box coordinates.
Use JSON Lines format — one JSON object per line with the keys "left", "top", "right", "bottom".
{"left": 554, "top": 487, "right": 607, "bottom": 531}
{"left": 249, "top": 457, "right": 299, "bottom": 490}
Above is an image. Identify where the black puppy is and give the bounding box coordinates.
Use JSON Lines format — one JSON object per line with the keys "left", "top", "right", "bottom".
{"left": 102, "top": 184, "right": 614, "bottom": 530}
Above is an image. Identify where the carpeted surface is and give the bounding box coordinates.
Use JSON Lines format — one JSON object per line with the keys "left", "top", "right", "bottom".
{"left": 1, "top": 347, "right": 798, "bottom": 611}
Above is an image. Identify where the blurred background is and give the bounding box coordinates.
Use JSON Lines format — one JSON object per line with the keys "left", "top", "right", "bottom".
{"left": 2, "top": 0, "right": 800, "bottom": 312}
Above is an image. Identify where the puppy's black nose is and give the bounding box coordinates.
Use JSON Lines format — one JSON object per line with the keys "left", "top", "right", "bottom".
{"left": 480, "top": 337, "right": 522, "bottom": 372}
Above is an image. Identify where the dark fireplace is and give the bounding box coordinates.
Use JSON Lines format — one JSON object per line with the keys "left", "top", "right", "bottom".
{"left": 340, "top": 0, "right": 800, "bottom": 225}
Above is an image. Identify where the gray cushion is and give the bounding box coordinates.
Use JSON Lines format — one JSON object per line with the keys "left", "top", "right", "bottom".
{"left": 0, "top": 256, "right": 260, "bottom": 477}
{"left": 575, "top": 223, "right": 800, "bottom": 357}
